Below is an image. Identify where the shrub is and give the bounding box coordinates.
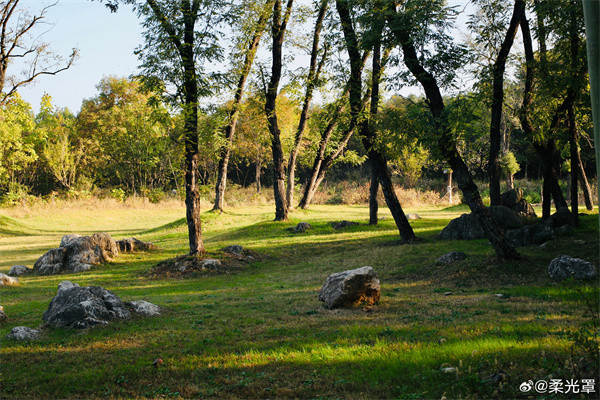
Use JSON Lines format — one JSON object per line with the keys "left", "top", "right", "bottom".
{"left": 148, "top": 188, "right": 166, "bottom": 204}
{"left": 110, "top": 188, "right": 126, "bottom": 203}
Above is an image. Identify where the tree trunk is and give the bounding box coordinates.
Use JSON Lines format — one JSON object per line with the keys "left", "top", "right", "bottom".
{"left": 569, "top": 106, "right": 579, "bottom": 226}
{"left": 256, "top": 155, "right": 262, "bottom": 194}
{"left": 265, "top": 0, "right": 293, "bottom": 221}
{"left": 489, "top": 0, "right": 525, "bottom": 206}
{"left": 577, "top": 152, "right": 594, "bottom": 210}
{"left": 286, "top": 0, "right": 328, "bottom": 211}
{"left": 388, "top": 4, "right": 519, "bottom": 259}
{"left": 369, "top": 158, "right": 379, "bottom": 225}
{"left": 213, "top": 0, "right": 270, "bottom": 212}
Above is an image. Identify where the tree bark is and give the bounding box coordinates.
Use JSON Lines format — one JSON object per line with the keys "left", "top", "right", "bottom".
{"left": 577, "top": 151, "right": 594, "bottom": 210}
{"left": 568, "top": 106, "right": 579, "bottom": 226}
{"left": 489, "top": 0, "right": 525, "bottom": 206}
{"left": 286, "top": 0, "right": 328, "bottom": 211}
{"left": 265, "top": 0, "right": 293, "bottom": 221}
{"left": 213, "top": 0, "right": 270, "bottom": 211}
{"left": 388, "top": 5, "right": 519, "bottom": 259}
{"left": 369, "top": 157, "right": 379, "bottom": 225}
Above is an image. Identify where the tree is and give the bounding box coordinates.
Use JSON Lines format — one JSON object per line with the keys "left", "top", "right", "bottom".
{"left": 265, "top": 0, "right": 294, "bottom": 221}
{"left": 386, "top": 0, "right": 520, "bottom": 259}
{"left": 212, "top": 0, "right": 272, "bottom": 212}
{"left": 104, "top": 0, "right": 232, "bottom": 255}
{"left": 336, "top": 0, "right": 416, "bottom": 243}
{"left": 285, "top": 0, "right": 329, "bottom": 211}
{"left": 0, "top": 0, "right": 77, "bottom": 104}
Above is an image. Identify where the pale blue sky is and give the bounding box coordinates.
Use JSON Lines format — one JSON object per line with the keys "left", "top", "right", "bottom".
{"left": 17, "top": 1, "right": 143, "bottom": 113}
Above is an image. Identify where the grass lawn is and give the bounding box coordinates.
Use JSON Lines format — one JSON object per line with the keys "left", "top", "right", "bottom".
{"left": 1, "top": 201, "right": 598, "bottom": 399}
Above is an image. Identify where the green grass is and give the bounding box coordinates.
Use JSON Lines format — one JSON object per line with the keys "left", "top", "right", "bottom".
{"left": 0, "top": 203, "right": 598, "bottom": 399}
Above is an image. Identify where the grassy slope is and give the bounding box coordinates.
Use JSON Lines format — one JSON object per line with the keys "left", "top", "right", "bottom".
{"left": 0, "top": 203, "right": 598, "bottom": 399}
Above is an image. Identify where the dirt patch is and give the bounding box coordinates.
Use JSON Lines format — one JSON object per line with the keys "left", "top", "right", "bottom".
{"left": 147, "top": 249, "right": 268, "bottom": 278}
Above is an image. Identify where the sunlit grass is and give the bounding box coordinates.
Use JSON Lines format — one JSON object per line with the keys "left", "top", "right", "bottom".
{"left": 0, "top": 201, "right": 598, "bottom": 399}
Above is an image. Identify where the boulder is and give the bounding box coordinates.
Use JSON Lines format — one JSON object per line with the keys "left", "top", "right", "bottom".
{"left": 406, "top": 213, "right": 422, "bottom": 220}
{"left": 435, "top": 251, "right": 467, "bottom": 265}
{"left": 330, "top": 220, "right": 360, "bottom": 230}
{"left": 34, "top": 232, "right": 119, "bottom": 275}
{"left": 544, "top": 208, "right": 574, "bottom": 228}
{"left": 222, "top": 245, "right": 245, "bottom": 255}
{"left": 116, "top": 238, "right": 156, "bottom": 252}
{"left": 318, "top": 266, "right": 381, "bottom": 309}
{"left": 7, "top": 326, "right": 41, "bottom": 341}
{"left": 126, "top": 300, "right": 161, "bottom": 316}
{"left": 501, "top": 188, "right": 523, "bottom": 208}
{"left": 439, "top": 206, "right": 523, "bottom": 240}
{"left": 548, "top": 255, "right": 598, "bottom": 282}
{"left": 0, "top": 273, "right": 19, "bottom": 286}
{"left": 8, "top": 265, "right": 33, "bottom": 276}
{"left": 293, "top": 222, "right": 312, "bottom": 233}
{"left": 42, "top": 281, "right": 131, "bottom": 329}
{"left": 505, "top": 224, "right": 555, "bottom": 247}
{"left": 511, "top": 199, "right": 537, "bottom": 221}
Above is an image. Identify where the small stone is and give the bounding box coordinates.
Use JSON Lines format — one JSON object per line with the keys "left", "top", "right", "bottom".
{"left": 7, "top": 326, "right": 41, "bottom": 341}
{"left": 126, "top": 300, "right": 161, "bottom": 316}
{"left": 58, "top": 281, "right": 80, "bottom": 293}
{"left": 435, "top": 252, "right": 467, "bottom": 265}
{"left": 330, "top": 220, "right": 359, "bottom": 230}
{"left": 493, "top": 294, "right": 504, "bottom": 298}
{"left": 0, "top": 273, "right": 19, "bottom": 286}
{"left": 8, "top": 265, "right": 33, "bottom": 276}
{"left": 222, "top": 245, "right": 244, "bottom": 255}
{"left": 406, "top": 213, "right": 422, "bottom": 220}
{"left": 201, "top": 259, "right": 221, "bottom": 271}
{"left": 444, "top": 292, "right": 453, "bottom": 296}
{"left": 293, "top": 222, "right": 312, "bottom": 233}
{"left": 0, "top": 306, "right": 7, "bottom": 323}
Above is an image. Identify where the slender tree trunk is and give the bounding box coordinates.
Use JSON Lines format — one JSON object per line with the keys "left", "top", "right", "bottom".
{"left": 577, "top": 152, "right": 594, "bottom": 210}
{"left": 286, "top": 0, "right": 328, "bottom": 211}
{"left": 369, "top": 158, "right": 379, "bottom": 225}
{"left": 265, "top": 0, "right": 293, "bottom": 221}
{"left": 256, "top": 155, "right": 262, "bottom": 194}
{"left": 569, "top": 106, "right": 580, "bottom": 226}
{"left": 387, "top": 4, "right": 519, "bottom": 259}
{"left": 213, "top": 0, "right": 270, "bottom": 212}
{"left": 489, "top": 0, "right": 525, "bottom": 206}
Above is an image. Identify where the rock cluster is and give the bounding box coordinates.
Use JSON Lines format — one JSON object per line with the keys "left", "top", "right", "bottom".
{"left": 319, "top": 266, "right": 380, "bottom": 309}
{"left": 34, "top": 233, "right": 119, "bottom": 275}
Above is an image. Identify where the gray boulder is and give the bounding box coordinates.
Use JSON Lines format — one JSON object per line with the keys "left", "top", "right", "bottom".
{"left": 34, "top": 232, "right": 119, "bottom": 275}
{"left": 435, "top": 251, "right": 467, "bottom": 265}
{"left": 439, "top": 206, "right": 523, "bottom": 240}
{"left": 511, "top": 199, "right": 537, "bottom": 221}
{"left": 116, "top": 238, "right": 156, "bottom": 252}
{"left": 223, "top": 245, "right": 245, "bottom": 255}
{"left": 544, "top": 208, "right": 574, "bottom": 228}
{"left": 8, "top": 265, "right": 33, "bottom": 276}
{"left": 548, "top": 255, "right": 598, "bottom": 282}
{"left": 0, "top": 273, "right": 19, "bottom": 286}
{"left": 126, "top": 300, "right": 161, "bottom": 316}
{"left": 293, "top": 222, "right": 312, "bottom": 233}
{"left": 501, "top": 188, "right": 524, "bottom": 208}
{"left": 7, "top": 326, "right": 41, "bottom": 341}
{"left": 406, "top": 213, "right": 422, "bottom": 220}
{"left": 505, "top": 224, "right": 555, "bottom": 247}
{"left": 42, "top": 281, "right": 131, "bottom": 329}
{"left": 319, "top": 266, "right": 381, "bottom": 309}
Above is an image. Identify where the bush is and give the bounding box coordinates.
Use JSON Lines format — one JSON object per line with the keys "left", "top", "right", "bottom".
{"left": 148, "top": 188, "right": 166, "bottom": 204}
{"left": 110, "top": 188, "right": 126, "bottom": 203}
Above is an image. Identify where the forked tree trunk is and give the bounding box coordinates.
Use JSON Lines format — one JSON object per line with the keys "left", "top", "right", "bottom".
{"left": 489, "top": 0, "right": 525, "bottom": 206}
{"left": 387, "top": 4, "right": 519, "bottom": 259}
{"left": 337, "top": 0, "right": 416, "bottom": 243}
